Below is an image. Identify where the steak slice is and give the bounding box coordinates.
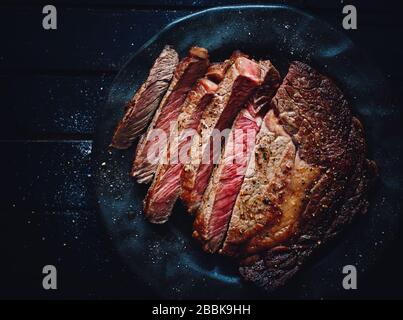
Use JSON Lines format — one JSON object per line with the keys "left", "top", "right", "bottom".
{"left": 181, "top": 56, "right": 262, "bottom": 212}
{"left": 228, "top": 61, "right": 376, "bottom": 291}
{"left": 220, "top": 110, "right": 320, "bottom": 256}
{"left": 143, "top": 76, "right": 219, "bottom": 223}
{"left": 193, "top": 60, "right": 281, "bottom": 253}
{"left": 143, "top": 54, "right": 245, "bottom": 223}
{"left": 110, "top": 46, "right": 179, "bottom": 149}
{"left": 131, "top": 47, "right": 209, "bottom": 183}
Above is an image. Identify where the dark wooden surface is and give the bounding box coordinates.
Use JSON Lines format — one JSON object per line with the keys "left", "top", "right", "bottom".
{"left": 2, "top": 0, "right": 402, "bottom": 299}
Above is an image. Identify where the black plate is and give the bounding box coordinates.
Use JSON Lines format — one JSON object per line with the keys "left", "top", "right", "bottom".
{"left": 93, "top": 5, "right": 400, "bottom": 299}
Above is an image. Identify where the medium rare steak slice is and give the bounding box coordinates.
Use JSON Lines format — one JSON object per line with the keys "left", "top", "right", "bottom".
{"left": 143, "top": 75, "right": 219, "bottom": 223}
{"left": 181, "top": 56, "right": 262, "bottom": 212}
{"left": 131, "top": 47, "right": 209, "bottom": 184}
{"left": 193, "top": 60, "right": 281, "bottom": 253}
{"left": 110, "top": 46, "right": 179, "bottom": 149}
{"left": 143, "top": 55, "right": 244, "bottom": 223}
{"left": 225, "top": 61, "right": 376, "bottom": 291}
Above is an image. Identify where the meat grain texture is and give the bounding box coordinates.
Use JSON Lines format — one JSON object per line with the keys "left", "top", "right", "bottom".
{"left": 181, "top": 56, "right": 263, "bottom": 212}
{"left": 143, "top": 65, "right": 224, "bottom": 223}
{"left": 132, "top": 47, "right": 209, "bottom": 184}
{"left": 111, "top": 46, "right": 179, "bottom": 149}
{"left": 144, "top": 52, "right": 250, "bottom": 223}
{"left": 193, "top": 60, "right": 281, "bottom": 253}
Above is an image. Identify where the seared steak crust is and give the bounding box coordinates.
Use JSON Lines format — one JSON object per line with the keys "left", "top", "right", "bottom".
{"left": 111, "top": 46, "right": 179, "bottom": 149}
{"left": 206, "top": 51, "right": 248, "bottom": 83}
{"left": 220, "top": 110, "right": 314, "bottom": 257}
{"left": 131, "top": 47, "right": 209, "bottom": 184}
{"left": 235, "top": 61, "right": 376, "bottom": 291}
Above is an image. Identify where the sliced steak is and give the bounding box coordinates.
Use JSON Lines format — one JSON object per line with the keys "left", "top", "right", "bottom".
{"left": 143, "top": 76, "right": 219, "bottom": 223}
{"left": 193, "top": 60, "right": 281, "bottom": 253}
{"left": 131, "top": 47, "right": 209, "bottom": 183}
{"left": 111, "top": 46, "right": 179, "bottom": 149}
{"left": 143, "top": 55, "right": 245, "bottom": 223}
{"left": 181, "top": 56, "right": 262, "bottom": 212}
{"left": 226, "top": 61, "right": 376, "bottom": 291}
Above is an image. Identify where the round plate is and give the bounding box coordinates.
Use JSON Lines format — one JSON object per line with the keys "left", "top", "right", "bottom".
{"left": 93, "top": 5, "right": 400, "bottom": 299}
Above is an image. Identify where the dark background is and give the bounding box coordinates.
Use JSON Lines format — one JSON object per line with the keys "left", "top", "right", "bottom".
{"left": 1, "top": 0, "right": 402, "bottom": 299}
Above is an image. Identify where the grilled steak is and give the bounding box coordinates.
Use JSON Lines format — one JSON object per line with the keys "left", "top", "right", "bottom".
{"left": 111, "top": 44, "right": 376, "bottom": 292}
{"left": 143, "top": 54, "right": 246, "bottom": 223}
{"left": 131, "top": 47, "right": 209, "bottom": 183}
{"left": 111, "top": 46, "right": 179, "bottom": 149}
{"left": 143, "top": 74, "right": 220, "bottom": 223}
{"left": 193, "top": 60, "right": 281, "bottom": 252}
{"left": 181, "top": 56, "right": 262, "bottom": 212}
{"left": 220, "top": 61, "right": 376, "bottom": 290}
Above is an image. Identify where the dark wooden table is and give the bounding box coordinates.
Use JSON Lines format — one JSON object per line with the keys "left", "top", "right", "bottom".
{"left": 2, "top": 0, "right": 402, "bottom": 299}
